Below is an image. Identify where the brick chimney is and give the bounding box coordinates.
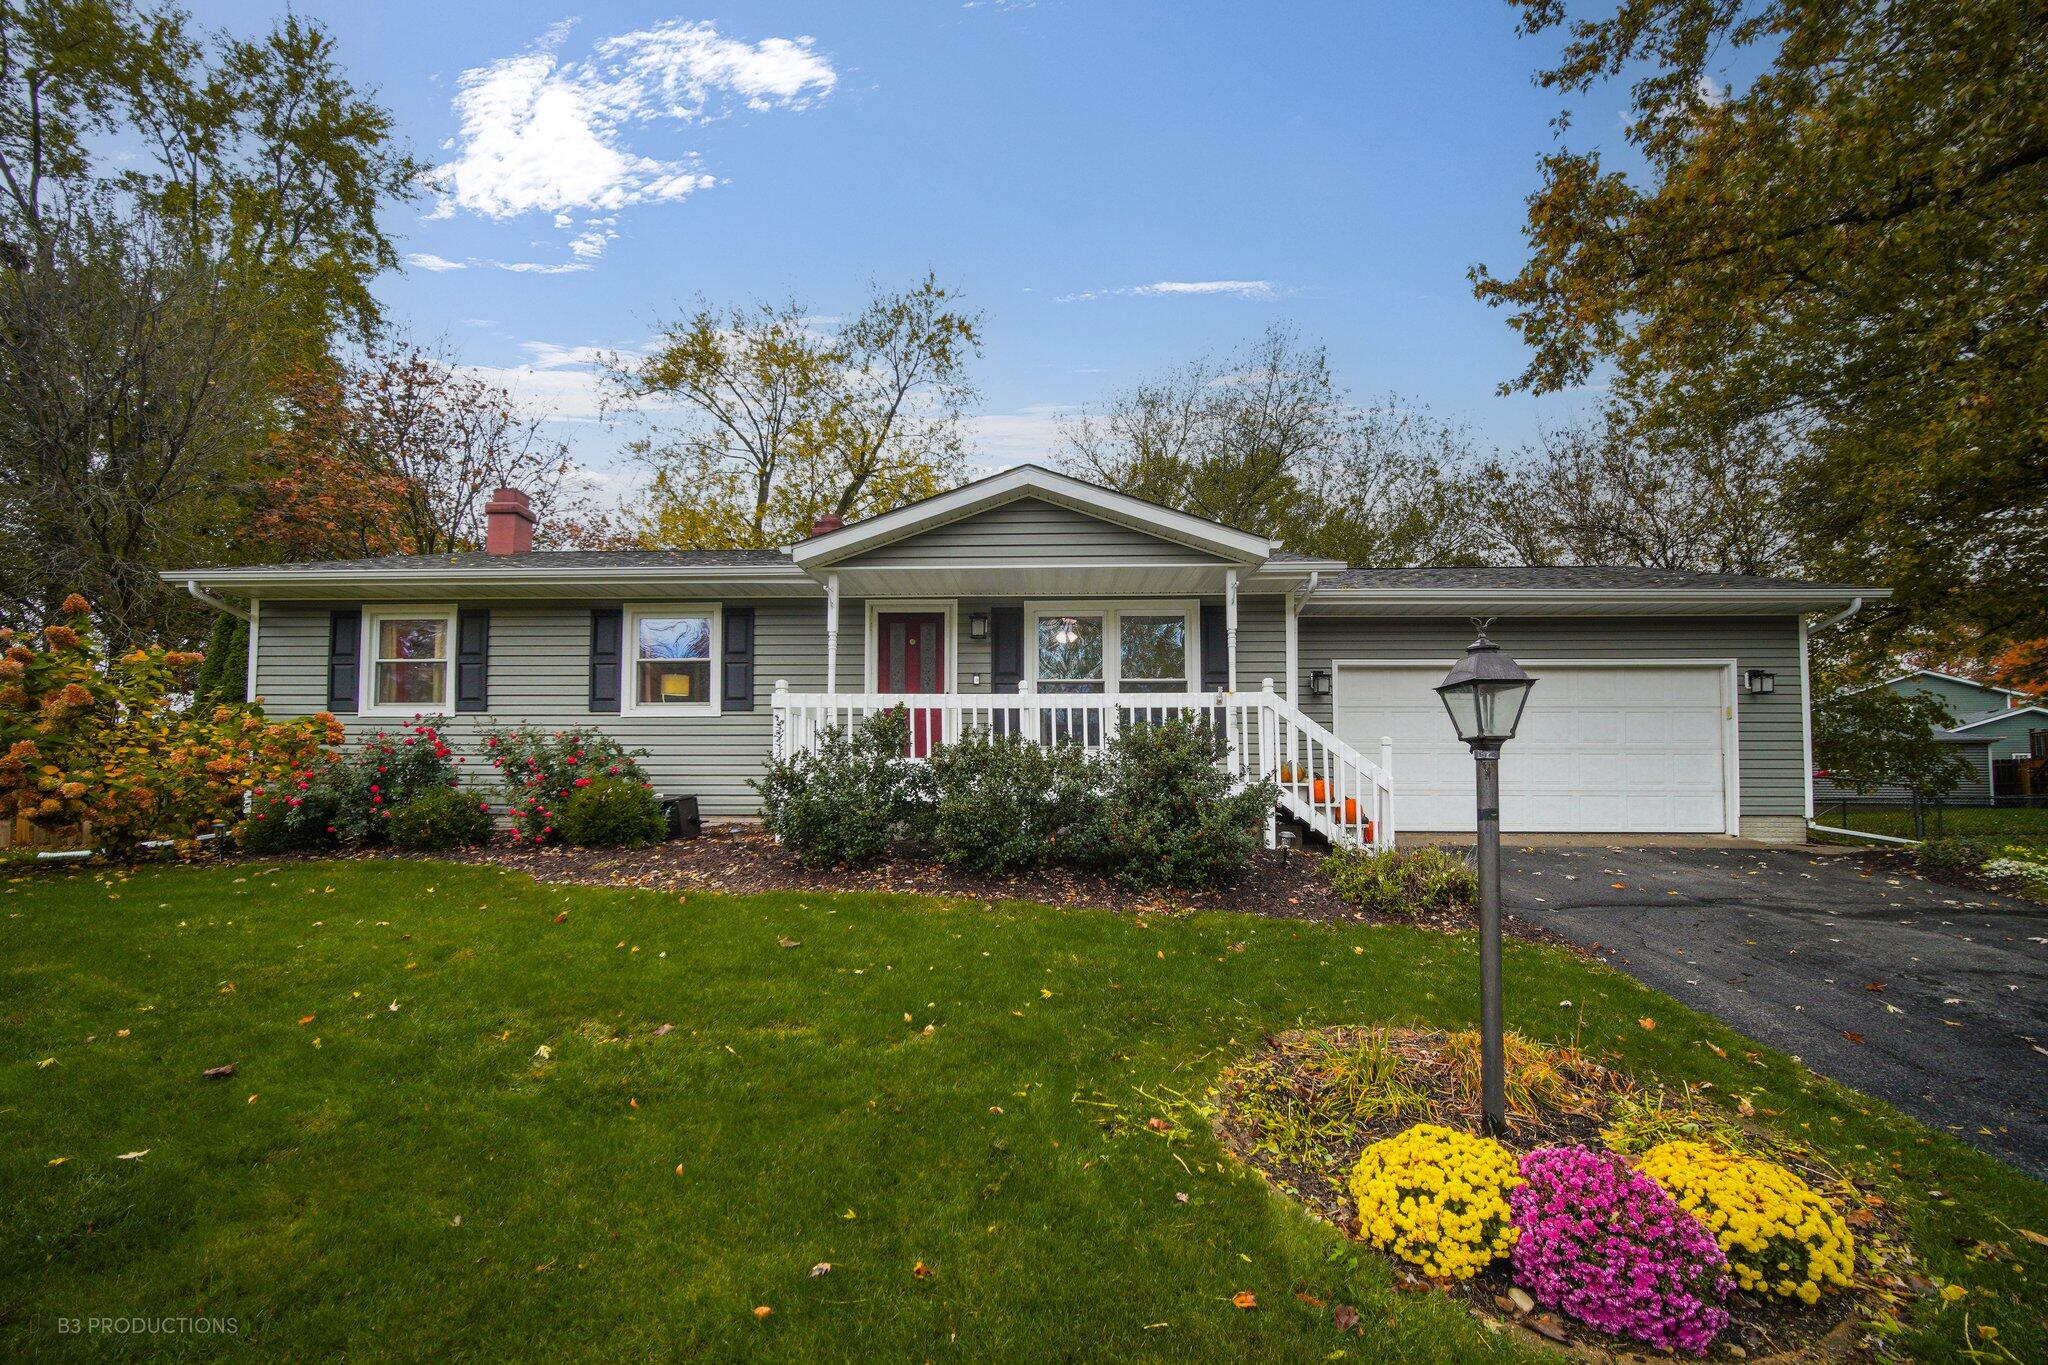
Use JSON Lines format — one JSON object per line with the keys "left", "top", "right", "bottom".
{"left": 809, "top": 512, "right": 845, "bottom": 537}
{"left": 484, "top": 487, "right": 535, "bottom": 554}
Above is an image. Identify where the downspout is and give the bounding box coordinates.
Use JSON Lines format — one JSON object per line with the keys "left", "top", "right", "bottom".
{"left": 184, "top": 579, "right": 250, "bottom": 621}
{"left": 1814, "top": 596, "right": 1863, "bottom": 633}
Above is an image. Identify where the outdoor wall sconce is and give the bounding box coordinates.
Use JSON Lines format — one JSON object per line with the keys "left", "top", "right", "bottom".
{"left": 1745, "top": 669, "right": 1776, "bottom": 695}
{"left": 969, "top": 612, "right": 989, "bottom": 640}
{"left": 1308, "top": 668, "right": 1332, "bottom": 698}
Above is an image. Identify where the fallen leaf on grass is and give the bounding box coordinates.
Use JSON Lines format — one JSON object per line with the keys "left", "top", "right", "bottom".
{"left": 810, "top": 1262, "right": 832, "bottom": 1277}
{"left": 202, "top": 1064, "right": 235, "bottom": 1080}
{"left": 37, "top": 1057, "right": 55, "bottom": 1069}
{"left": 552, "top": 911, "right": 568, "bottom": 924}
{"left": 653, "top": 1023, "right": 675, "bottom": 1037}
{"left": 912, "top": 1260, "right": 934, "bottom": 1280}
{"left": 2018, "top": 1228, "right": 2048, "bottom": 1249}
{"left": 47, "top": 1156, "right": 68, "bottom": 1166}
{"left": 1230, "top": 1292, "right": 1257, "bottom": 1310}
{"left": 1295, "top": 1291, "right": 1325, "bottom": 1307}
{"left": 297, "top": 1015, "right": 315, "bottom": 1026}
{"left": 116, "top": 1149, "right": 149, "bottom": 1161}
{"left": 1637, "top": 1018, "right": 1656, "bottom": 1031}
{"left": 752, "top": 1305, "right": 772, "bottom": 1320}
{"left": 1332, "top": 1303, "right": 1359, "bottom": 1331}
{"left": 777, "top": 937, "right": 800, "bottom": 948}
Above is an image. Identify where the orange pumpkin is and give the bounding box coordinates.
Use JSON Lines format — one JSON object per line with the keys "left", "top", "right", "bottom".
{"left": 1342, "top": 797, "right": 1359, "bottom": 824}
{"left": 1311, "top": 778, "right": 1328, "bottom": 804}
{"left": 1278, "top": 763, "right": 1298, "bottom": 784}
{"left": 1363, "top": 819, "right": 1375, "bottom": 842}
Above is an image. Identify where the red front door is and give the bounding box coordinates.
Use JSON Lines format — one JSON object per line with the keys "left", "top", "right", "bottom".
{"left": 876, "top": 612, "right": 947, "bottom": 756}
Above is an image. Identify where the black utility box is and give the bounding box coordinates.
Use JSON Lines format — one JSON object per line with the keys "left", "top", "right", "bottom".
{"left": 657, "top": 795, "right": 701, "bottom": 841}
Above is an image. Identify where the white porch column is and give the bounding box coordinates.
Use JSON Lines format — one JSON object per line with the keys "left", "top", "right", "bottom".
{"left": 825, "top": 572, "right": 841, "bottom": 695}
{"left": 1224, "top": 568, "right": 1239, "bottom": 692}
{"left": 1284, "top": 591, "right": 1300, "bottom": 707}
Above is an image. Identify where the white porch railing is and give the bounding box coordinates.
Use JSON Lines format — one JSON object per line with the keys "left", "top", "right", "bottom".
{"left": 769, "top": 678, "right": 1393, "bottom": 851}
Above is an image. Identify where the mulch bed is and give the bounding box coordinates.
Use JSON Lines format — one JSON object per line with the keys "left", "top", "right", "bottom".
{"left": 1858, "top": 845, "right": 2046, "bottom": 907}
{"left": 1207, "top": 1026, "right": 1892, "bottom": 1362}
{"left": 434, "top": 822, "right": 1570, "bottom": 941}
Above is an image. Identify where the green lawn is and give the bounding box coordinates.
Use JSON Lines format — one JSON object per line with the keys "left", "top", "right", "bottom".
{"left": 1819, "top": 802, "right": 2048, "bottom": 852}
{"left": 4, "top": 861, "right": 2045, "bottom": 1360}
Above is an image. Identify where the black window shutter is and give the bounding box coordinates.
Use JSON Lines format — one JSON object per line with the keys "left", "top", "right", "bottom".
{"left": 456, "top": 609, "right": 491, "bottom": 713}
{"left": 589, "top": 608, "right": 623, "bottom": 713}
{"left": 1200, "top": 603, "right": 1228, "bottom": 690}
{"left": 327, "top": 608, "right": 361, "bottom": 713}
{"left": 989, "top": 605, "right": 1024, "bottom": 693}
{"left": 722, "top": 606, "right": 755, "bottom": 712}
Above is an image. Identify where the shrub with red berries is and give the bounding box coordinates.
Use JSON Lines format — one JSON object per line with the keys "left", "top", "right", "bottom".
{"left": 479, "top": 724, "right": 651, "bottom": 845}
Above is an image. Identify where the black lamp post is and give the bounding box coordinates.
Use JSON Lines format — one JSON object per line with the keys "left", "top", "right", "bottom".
{"left": 1434, "top": 625, "right": 1535, "bottom": 1135}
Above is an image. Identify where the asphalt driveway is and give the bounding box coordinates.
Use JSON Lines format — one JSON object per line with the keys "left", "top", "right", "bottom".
{"left": 1503, "top": 845, "right": 2048, "bottom": 1179}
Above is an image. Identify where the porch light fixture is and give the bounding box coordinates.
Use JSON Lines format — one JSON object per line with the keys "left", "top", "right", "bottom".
{"left": 1745, "top": 669, "right": 1775, "bottom": 695}
{"left": 1308, "top": 668, "right": 1332, "bottom": 699}
{"left": 969, "top": 612, "right": 989, "bottom": 641}
{"left": 1434, "top": 624, "right": 1536, "bottom": 1137}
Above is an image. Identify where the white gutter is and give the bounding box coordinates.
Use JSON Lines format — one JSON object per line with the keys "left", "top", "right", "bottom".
{"left": 184, "top": 579, "right": 250, "bottom": 621}
{"left": 1813, "top": 595, "right": 1864, "bottom": 632}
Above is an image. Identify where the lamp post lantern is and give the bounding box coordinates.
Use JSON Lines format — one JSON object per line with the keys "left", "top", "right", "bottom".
{"left": 1434, "top": 624, "right": 1535, "bottom": 1135}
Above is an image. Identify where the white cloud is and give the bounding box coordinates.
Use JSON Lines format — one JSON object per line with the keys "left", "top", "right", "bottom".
{"left": 406, "top": 252, "right": 468, "bottom": 271}
{"left": 434, "top": 18, "right": 835, "bottom": 247}
{"left": 405, "top": 252, "right": 590, "bottom": 274}
{"left": 1056, "top": 279, "right": 1279, "bottom": 303}
{"left": 965, "top": 404, "right": 1069, "bottom": 467}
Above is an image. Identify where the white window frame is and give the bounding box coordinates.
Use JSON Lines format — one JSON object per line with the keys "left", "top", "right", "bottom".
{"left": 623, "top": 602, "right": 722, "bottom": 716}
{"left": 361, "top": 605, "right": 457, "bottom": 717}
{"left": 1023, "top": 600, "right": 1200, "bottom": 696}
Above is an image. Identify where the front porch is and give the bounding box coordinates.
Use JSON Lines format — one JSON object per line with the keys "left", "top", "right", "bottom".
{"left": 769, "top": 678, "right": 1395, "bottom": 851}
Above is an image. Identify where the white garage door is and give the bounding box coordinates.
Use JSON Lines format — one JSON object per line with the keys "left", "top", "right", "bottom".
{"left": 1333, "top": 663, "right": 1731, "bottom": 834}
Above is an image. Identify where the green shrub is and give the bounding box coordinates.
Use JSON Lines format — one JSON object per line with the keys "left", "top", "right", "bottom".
{"left": 1916, "top": 835, "right": 1989, "bottom": 871}
{"left": 1323, "top": 845, "right": 1477, "bottom": 917}
{"left": 1065, "top": 715, "right": 1276, "bottom": 889}
{"left": 555, "top": 777, "right": 667, "bottom": 848}
{"left": 388, "top": 787, "right": 497, "bottom": 851}
{"left": 754, "top": 710, "right": 928, "bottom": 868}
{"left": 921, "top": 728, "right": 1095, "bottom": 874}
{"left": 483, "top": 724, "right": 651, "bottom": 844}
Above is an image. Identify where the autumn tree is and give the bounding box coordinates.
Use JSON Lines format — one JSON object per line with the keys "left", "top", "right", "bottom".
{"left": 251, "top": 336, "right": 615, "bottom": 560}
{"left": 1482, "top": 419, "right": 1796, "bottom": 574}
{"left": 1474, "top": 0, "right": 2048, "bottom": 677}
{"left": 0, "top": 0, "right": 419, "bottom": 641}
{"left": 1059, "top": 326, "right": 1494, "bottom": 566}
{"left": 609, "top": 275, "right": 981, "bottom": 548}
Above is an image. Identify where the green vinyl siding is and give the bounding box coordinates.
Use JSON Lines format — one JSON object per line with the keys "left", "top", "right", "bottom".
{"left": 255, "top": 599, "right": 861, "bottom": 818}
{"left": 850, "top": 497, "right": 1233, "bottom": 567}
{"left": 1295, "top": 615, "right": 1808, "bottom": 819}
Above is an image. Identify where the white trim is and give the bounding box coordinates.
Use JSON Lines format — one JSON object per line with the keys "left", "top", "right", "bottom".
{"left": 1022, "top": 599, "right": 1201, "bottom": 695}
{"left": 1945, "top": 704, "right": 2048, "bottom": 734}
{"left": 1799, "top": 615, "right": 1813, "bottom": 819}
{"left": 1299, "top": 587, "right": 1888, "bottom": 617}
{"left": 622, "top": 602, "right": 723, "bottom": 716}
{"left": 1284, "top": 592, "right": 1300, "bottom": 707}
{"left": 246, "top": 598, "right": 261, "bottom": 705}
{"left": 360, "top": 605, "right": 457, "bottom": 718}
{"left": 790, "top": 464, "right": 1273, "bottom": 566}
{"left": 864, "top": 599, "right": 960, "bottom": 695}
{"left": 1327, "top": 657, "right": 1742, "bottom": 837}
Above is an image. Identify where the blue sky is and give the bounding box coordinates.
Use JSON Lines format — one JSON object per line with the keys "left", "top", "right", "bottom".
{"left": 193, "top": 1, "right": 1619, "bottom": 479}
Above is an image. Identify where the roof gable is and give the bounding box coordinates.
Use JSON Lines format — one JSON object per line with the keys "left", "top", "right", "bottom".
{"left": 789, "top": 465, "right": 1273, "bottom": 569}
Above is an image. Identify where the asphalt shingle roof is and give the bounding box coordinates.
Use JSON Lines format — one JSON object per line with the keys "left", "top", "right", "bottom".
{"left": 246, "top": 549, "right": 795, "bottom": 572}
{"left": 1316, "top": 566, "right": 1862, "bottom": 591}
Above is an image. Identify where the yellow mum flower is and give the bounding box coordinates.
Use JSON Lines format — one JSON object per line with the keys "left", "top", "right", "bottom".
{"left": 1638, "top": 1141, "right": 1853, "bottom": 1301}
{"left": 1348, "top": 1123, "right": 1521, "bottom": 1279}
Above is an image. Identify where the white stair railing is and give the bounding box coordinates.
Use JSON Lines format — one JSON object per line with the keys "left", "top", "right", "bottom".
{"left": 769, "top": 678, "right": 1392, "bottom": 851}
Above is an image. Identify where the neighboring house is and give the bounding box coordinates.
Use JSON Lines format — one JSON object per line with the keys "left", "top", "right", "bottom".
{"left": 166, "top": 465, "right": 1883, "bottom": 844}
{"left": 1815, "top": 670, "right": 2048, "bottom": 807}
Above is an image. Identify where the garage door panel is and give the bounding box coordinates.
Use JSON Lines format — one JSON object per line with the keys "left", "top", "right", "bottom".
{"left": 1335, "top": 664, "right": 1728, "bottom": 834}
